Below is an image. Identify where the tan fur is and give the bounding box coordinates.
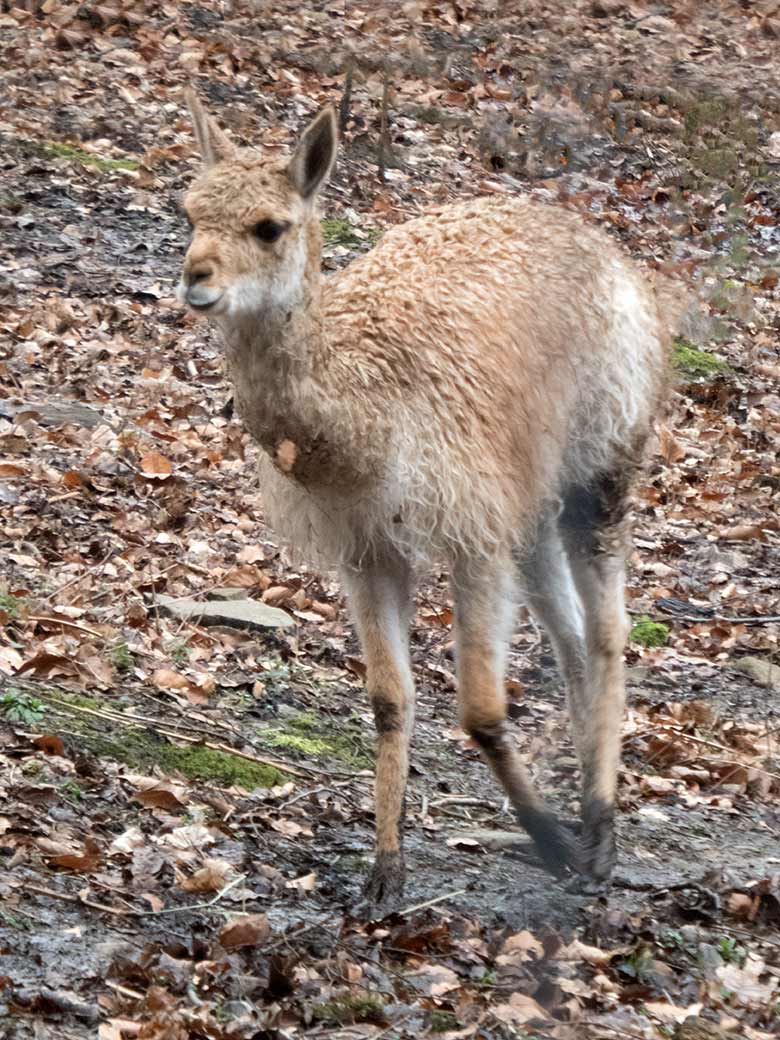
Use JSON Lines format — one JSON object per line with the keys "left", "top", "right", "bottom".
{"left": 179, "top": 97, "right": 667, "bottom": 909}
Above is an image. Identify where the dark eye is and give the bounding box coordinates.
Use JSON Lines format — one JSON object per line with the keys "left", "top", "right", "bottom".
{"left": 254, "top": 219, "right": 285, "bottom": 243}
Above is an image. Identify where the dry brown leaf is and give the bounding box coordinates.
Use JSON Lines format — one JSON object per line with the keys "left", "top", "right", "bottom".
{"left": 133, "top": 782, "right": 188, "bottom": 811}
{"left": 406, "top": 962, "right": 460, "bottom": 996}
{"left": 181, "top": 858, "right": 235, "bottom": 893}
{"left": 152, "top": 668, "right": 190, "bottom": 691}
{"left": 219, "top": 913, "right": 270, "bottom": 949}
{"left": 285, "top": 871, "right": 317, "bottom": 892}
{"left": 139, "top": 451, "right": 173, "bottom": 479}
{"left": 48, "top": 838, "right": 102, "bottom": 873}
{"left": 491, "top": 993, "right": 549, "bottom": 1025}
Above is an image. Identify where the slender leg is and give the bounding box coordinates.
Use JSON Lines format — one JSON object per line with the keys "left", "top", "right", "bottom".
{"left": 518, "top": 522, "right": 589, "bottom": 757}
{"left": 452, "top": 555, "right": 578, "bottom": 875}
{"left": 341, "top": 553, "right": 414, "bottom": 912}
{"left": 560, "top": 479, "right": 632, "bottom": 881}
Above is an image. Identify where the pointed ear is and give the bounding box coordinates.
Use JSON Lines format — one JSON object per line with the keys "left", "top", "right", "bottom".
{"left": 288, "top": 107, "right": 338, "bottom": 200}
{"left": 185, "top": 88, "right": 235, "bottom": 167}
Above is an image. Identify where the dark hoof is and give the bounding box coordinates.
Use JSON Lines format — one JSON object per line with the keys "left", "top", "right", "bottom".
{"left": 581, "top": 799, "right": 616, "bottom": 882}
{"left": 520, "top": 807, "right": 580, "bottom": 877}
{"left": 354, "top": 851, "right": 405, "bottom": 919}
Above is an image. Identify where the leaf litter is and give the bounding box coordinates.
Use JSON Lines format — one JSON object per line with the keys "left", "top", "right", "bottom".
{"left": 1, "top": 1, "right": 779, "bottom": 1038}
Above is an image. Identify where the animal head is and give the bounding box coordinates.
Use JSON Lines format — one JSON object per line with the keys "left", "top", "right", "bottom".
{"left": 178, "top": 91, "right": 338, "bottom": 321}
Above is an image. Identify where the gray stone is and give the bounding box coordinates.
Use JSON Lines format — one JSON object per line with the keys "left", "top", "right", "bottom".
{"left": 0, "top": 399, "right": 103, "bottom": 428}
{"left": 207, "top": 587, "right": 249, "bottom": 601}
{"left": 157, "top": 594, "right": 294, "bottom": 631}
{"left": 731, "top": 656, "right": 780, "bottom": 692}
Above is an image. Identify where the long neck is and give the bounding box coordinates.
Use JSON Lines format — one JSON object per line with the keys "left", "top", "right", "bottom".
{"left": 220, "top": 221, "right": 327, "bottom": 390}
{"left": 217, "top": 223, "right": 338, "bottom": 455}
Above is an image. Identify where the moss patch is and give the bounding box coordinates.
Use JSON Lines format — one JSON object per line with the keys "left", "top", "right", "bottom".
{"left": 40, "top": 692, "right": 281, "bottom": 788}
{"left": 39, "top": 141, "right": 139, "bottom": 172}
{"left": 311, "top": 993, "right": 385, "bottom": 1026}
{"left": 88, "top": 729, "right": 280, "bottom": 788}
{"left": 630, "top": 616, "right": 670, "bottom": 648}
{"left": 262, "top": 710, "right": 372, "bottom": 769}
{"left": 672, "top": 337, "right": 731, "bottom": 380}
{"left": 322, "top": 217, "right": 381, "bottom": 249}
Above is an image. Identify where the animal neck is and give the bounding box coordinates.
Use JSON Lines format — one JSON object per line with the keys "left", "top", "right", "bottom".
{"left": 220, "top": 240, "right": 327, "bottom": 396}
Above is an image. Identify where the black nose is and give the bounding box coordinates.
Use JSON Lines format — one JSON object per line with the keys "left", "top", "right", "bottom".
{"left": 186, "top": 263, "right": 214, "bottom": 285}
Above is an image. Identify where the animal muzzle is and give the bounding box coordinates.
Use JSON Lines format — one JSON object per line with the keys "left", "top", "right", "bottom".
{"left": 184, "top": 282, "right": 223, "bottom": 310}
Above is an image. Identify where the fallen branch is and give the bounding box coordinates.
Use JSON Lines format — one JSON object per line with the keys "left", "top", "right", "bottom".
{"left": 656, "top": 610, "right": 780, "bottom": 625}
{"left": 27, "top": 615, "right": 105, "bottom": 638}
{"left": 22, "top": 881, "right": 129, "bottom": 917}
{"left": 133, "top": 873, "right": 246, "bottom": 916}
{"left": 396, "top": 888, "right": 467, "bottom": 916}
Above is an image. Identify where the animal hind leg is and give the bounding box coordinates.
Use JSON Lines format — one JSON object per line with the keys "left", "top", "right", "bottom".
{"left": 452, "top": 554, "right": 578, "bottom": 876}
{"left": 559, "top": 474, "right": 632, "bottom": 882}
{"left": 341, "top": 551, "right": 415, "bottom": 913}
{"left": 518, "top": 518, "right": 589, "bottom": 762}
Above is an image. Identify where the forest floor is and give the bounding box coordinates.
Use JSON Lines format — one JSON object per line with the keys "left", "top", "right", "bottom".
{"left": 1, "top": 2, "right": 780, "bottom": 1038}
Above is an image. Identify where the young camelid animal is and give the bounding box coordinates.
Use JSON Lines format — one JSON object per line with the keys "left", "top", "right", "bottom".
{"left": 179, "top": 92, "right": 666, "bottom": 912}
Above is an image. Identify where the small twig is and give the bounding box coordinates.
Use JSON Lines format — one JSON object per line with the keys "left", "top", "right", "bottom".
{"left": 263, "top": 914, "right": 337, "bottom": 953}
{"left": 377, "top": 66, "right": 390, "bottom": 183}
{"left": 657, "top": 610, "right": 780, "bottom": 625}
{"left": 370, "top": 1011, "right": 416, "bottom": 1040}
{"left": 104, "top": 979, "right": 145, "bottom": 1001}
{"left": 22, "top": 882, "right": 129, "bottom": 917}
{"left": 339, "top": 56, "right": 354, "bottom": 134}
{"left": 44, "top": 548, "right": 115, "bottom": 603}
{"left": 396, "top": 888, "right": 467, "bottom": 916}
{"left": 27, "top": 615, "right": 104, "bottom": 638}
{"left": 581, "top": 1022, "right": 654, "bottom": 1040}
{"left": 708, "top": 920, "right": 780, "bottom": 951}
{"left": 133, "top": 873, "right": 246, "bottom": 916}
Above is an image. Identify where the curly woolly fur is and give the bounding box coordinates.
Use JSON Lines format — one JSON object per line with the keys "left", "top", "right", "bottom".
{"left": 228, "top": 195, "right": 665, "bottom": 572}
{"left": 179, "top": 99, "right": 667, "bottom": 578}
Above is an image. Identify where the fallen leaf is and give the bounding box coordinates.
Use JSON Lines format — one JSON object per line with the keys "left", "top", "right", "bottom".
{"left": 219, "top": 913, "right": 270, "bottom": 949}
{"left": 139, "top": 451, "right": 173, "bottom": 479}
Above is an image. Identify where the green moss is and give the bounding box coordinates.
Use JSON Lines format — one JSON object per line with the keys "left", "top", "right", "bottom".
{"left": 0, "top": 592, "right": 20, "bottom": 619}
{"left": 322, "top": 217, "right": 361, "bottom": 246}
{"left": 60, "top": 779, "right": 84, "bottom": 803}
{"left": 55, "top": 690, "right": 105, "bottom": 712}
{"left": 672, "top": 337, "right": 731, "bottom": 380}
{"left": 39, "top": 693, "right": 281, "bottom": 789}
{"left": 311, "top": 993, "right": 385, "bottom": 1026}
{"left": 322, "top": 217, "right": 381, "bottom": 249}
{"left": 412, "top": 105, "right": 449, "bottom": 124}
{"left": 155, "top": 743, "right": 280, "bottom": 788}
{"left": 111, "top": 642, "right": 134, "bottom": 673}
{"left": 262, "top": 710, "right": 372, "bottom": 768}
{"left": 40, "top": 141, "right": 139, "bottom": 172}
{"left": 693, "top": 146, "right": 739, "bottom": 180}
{"left": 430, "top": 1010, "right": 459, "bottom": 1032}
{"left": 630, "top": 616, "right": 670, "bottom": 648}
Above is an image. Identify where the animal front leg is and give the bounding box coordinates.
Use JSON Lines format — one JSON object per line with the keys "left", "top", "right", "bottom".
{"left": 341, "top": 555, "right": 414, "bottom": 913}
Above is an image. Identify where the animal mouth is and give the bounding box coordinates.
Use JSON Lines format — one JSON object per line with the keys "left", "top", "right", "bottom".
{"left": 185, "top": 284, "right": 224, "bottom": 311}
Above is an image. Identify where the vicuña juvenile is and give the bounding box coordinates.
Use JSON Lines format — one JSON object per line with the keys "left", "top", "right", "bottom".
{"left": 178, "top": 92, "right": 667, "bottom": 911}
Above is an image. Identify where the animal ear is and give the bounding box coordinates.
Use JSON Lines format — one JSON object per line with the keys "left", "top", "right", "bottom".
{"left": 185, "top": 88, "right": 235, "bottom": 167}
{"left": 288, "top": 107, "right": 338, "bottom": 200}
